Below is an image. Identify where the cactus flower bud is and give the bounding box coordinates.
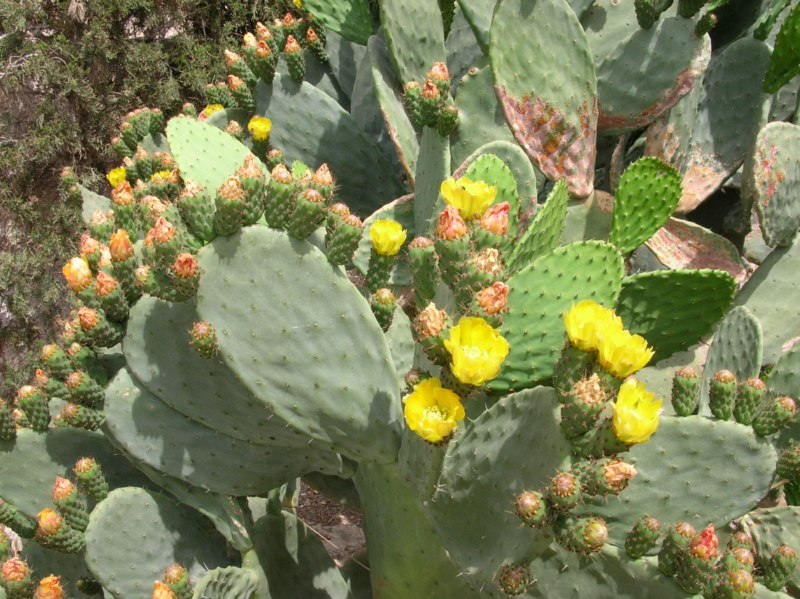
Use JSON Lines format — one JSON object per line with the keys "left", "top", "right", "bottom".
{"left": 427, "top": 61, "right": 450, "bottom": 82}
{"left": 435, "top": 205, "right": 468, "bottom": 240}
{"left": 247, "top": 115, "right": 272, "bottom": 142}
{"left": 152, "top": 581, "right": 178, "bottom": 599}
{"left": 255, "top": 22, "right": 271, "bottom": 41}
{"left": 35, "top": 575, "right": 64, "bottom": 599}
{"left": 603, "top": 459, "right": 638, "bottom": 493}
{"left": 151, "top": 217, "right": 177, "bottom": 244}
{"left": 225, "top": 121, "right": 243, "bottom": 137}
{"left": 284, "top": 34, "right": 301, "bottom": 53}
{"left": 62, "top": 257, "right": 93, "bottom": 292}
{"left": 79, "top": 234, "right": 101, "bottom": 259}
{"left": 224, "top": 49, "right": 242, "bottom": 67}
{"left": 37, "top": 508, "right": 63, "bottom": 536}
{"left": 94, "top": 271, "right": 118, "bottom": 296}
{"left": 256, "top": 40, "right": 272, "bottom": 59}
{"left": 111, "top": 180, "right": 135, "bottom": 206}
{"left": 1, "top": 557, "right": 31, "bottom": 583}
{"left": 52, "top": 477, "right": 75, "bottom": 501}
{"left": 109, "top": 229, "right": 134, "bottom": 262}
{"left": 421, "top": 80, "right": 440, "bottom": 100}
{"left": 227, "top": 74, "right": 245, "bottom": 92}
{"left": 479, "top": 202, "right": 510, "bottom": 236}
{"left": 189, "top": 321, "right": 219, "bottom": 359}
{"left": 77, "top": 307, "right": 99, "bottom": 331}
{"left": 497, "top": 564, "right": 529, "bottom": 596}
{"left": 172, "top": 254, "right": 198, "bottom": 279}
{"left": 690, "top": 525, "right": 719, "bottom": 561}
{"left": 476, "top": 282, "right": 509, "bottom": 315}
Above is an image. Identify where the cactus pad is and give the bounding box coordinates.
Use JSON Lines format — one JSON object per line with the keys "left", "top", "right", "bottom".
{"left": 743, "top": 507, "right": 800, "bottom": 588}
{"left": 196, "top": 226, "right": 402, "bottom": 464}
{"left": 763, "top": 2, "right": 800, "bottom": 93}
{"left": 767, "top": 342, "right": 800, "bottom": 399}
{"left": 378, "top": 0, "right": 447, "bottom": 84}
{"left": 192, "top": 567, "right": 259, "bottom": 599}
{"left": 303, "top": 0, "right": 373, "bottom": 45}
{"left": 463, "top": 153, "right": 520, "bottom": 234}
{"left": 507, "top": 180, "right": 567, "bottom": 272}
{"left": 491, "top": 241, "right": 624, "bottom": 392}
{"left": 616, "top": 269, "right": 737, "bottom": 362}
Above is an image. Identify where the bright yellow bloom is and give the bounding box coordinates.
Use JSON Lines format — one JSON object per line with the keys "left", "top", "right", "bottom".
{"left": 563, "top": 300, "right": 623, "bottom": 352}
{"left": 369, "top": 219, "right": 407, "bottom": 256}
{"left": 150, "top": 170, "right": 172, "bottom": 182}
{"left": 444, "top": 317, "right": 509, "bottom": 386}
{"left": 612, "top": 378, "right": 662, "bottom": 445}
{"left": 597, "top": 326, "right": 654, "bottom": 378}
{"left": 106, "top": 167, "right": 127, "bottom": 188}
{"left": 248, "top": 115, "right": 272, "bottom": 142}
{"left": 440, "top": 176, "right": 497, "bottom": 220}
{"left": 62, "top": 257, "right": 92, "bottom": 293}
{"left": 293, "top": 0, "right": 303, "bottom": 8}
{"left": 199, "top": 104, "right": 224, "bottom": 120}
{"left": 403, "top": 378, "right": 465, "bottom": 443}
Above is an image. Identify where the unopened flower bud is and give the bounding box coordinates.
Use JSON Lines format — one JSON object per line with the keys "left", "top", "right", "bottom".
{"left": 35, "top": 575, "right": 64, "bottom": 599}
{"left": 421, "top": 80, "right": 440, "bottom": 100}
{"left": 435, "top": 205, "right": 467, "bottom": 240}
{"left": 52, "top": 477, "right": 75, "bottom": 501}
{"left": 109, "top": 229, "right": 134, "bottom": 262}
{"left": 62, "top": 257, "right": 93, "bottom": 292}
{"left": 479, "top": 202, "right": 510, "bottom": 236}
{"left": 172, "top": 254, "right": 198, "bottom": 279}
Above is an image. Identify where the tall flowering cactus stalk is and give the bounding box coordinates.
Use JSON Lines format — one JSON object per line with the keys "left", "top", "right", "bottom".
{"left": 4, "top": 0, "right": 800, "bottom": 597}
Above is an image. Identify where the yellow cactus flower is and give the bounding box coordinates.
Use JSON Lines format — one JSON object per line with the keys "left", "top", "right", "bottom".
{"left": 612, "top": 378, "right": 662, "bottom": 445}
{"left": 369, "top": 219, "right": 407, "bottom": 256}
{"left": 199, "top": 104, "right": 224, "bottom": 120}
{"left": 293, "top": 0, "right": 303, "bottom": 8}
{"left": 563, "top": 300, "right": 623, "bottom": 352}
{"left": 248, "top": 115, "right": 272, "bottom": 142}
{"left": 62, "top": 257, "right": 93, "bottom": 293}
{"left": 403, "top": 378, "right": 465, "bottom": 443}
{"left": 440, "top": 176, "right": 497, "bottom": 220}
{"left": 106, "top": 167, "right": 127, "bottom": 188}
{"left": 150, "top": 170, "right": 172, "bottom": 182}
{"left": 444, "top": 317, "right": 509, "bottom": 386}
{"left": 597, "top": 326, "right": 654, "bottom": 378}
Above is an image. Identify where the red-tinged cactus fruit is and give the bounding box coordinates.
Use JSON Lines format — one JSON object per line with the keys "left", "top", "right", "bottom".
{"left": 691, "top": 525, "right": 719, "bottom": 561}
{"left": 214, "top": 176, "right": 246, "bottom": 236}
{"left": 435, "top": 206, "right": 467, "bottom": 241}
{"left": 162, "top": 563, "right": 192, "bottom": 599}
{"left": 764, "top": 545, "right": 799, "bottom": 591}
{"left": 288, "top": 188, "right": 326, "bottom": 240}
{"left": 109, "top": 230, "right": 135, "bottom": 263}
{"left": 625, "top": 515, "right": 661, "bottom": 559}
{"left": 226, "top": 74, "right": 254, "bottom": 110}
{"left": 16, "top": 385, "right": 50, "bottom": 432}
{"left": 313, "top": 163, "right": 335, "bottom": 199}
{"left": 734, "top": 377, "right": 767, "bottom": 426}
{"left": 403, "top": 81, "right": 423, "bottom": 126}
{"left": 283, "top": 35, "right": 305, "bottom": 83}
{"left": 476, "top": 282, "right": 509, "bottom": 316}
{"left": 753, "top": 395, "right": 797, "bottom": 436}
{"left": 547, "top": 471, "right": 582, "bottom": 511}
{"left": 408, "top": 236, "right": 438, "bottom": 309}
{"left": 560, "top": 373, "right": 609, "bottom": 439}
{"left": 676, "top": 524, "right": 719, "bottom": 595}
{"left": 189, "top": 321, "right": 219, "bottom": 359}
{"left": 152, "top": 581, "right": 178, "bottom": 599}
{"left": 671, "top": 366, "right": 700, "bottom": 416}
{"left": 427, "top": 61, "right": 450, "bottom": 87}
{"left": 305, "top": 27, "right": 328, "bottom": 62}
{"left": 479, "top": 202, "right": 510, "bottom": 237}
{"left": 62, "top": 257, "right": 93, "bottom": 294}
{"left": 74, "top": 457, "right": 109, "bottom": 502}
{"left": 496, "top": 563, "right": 530, "bottom": 596}
{"left": 172, "top": 253, "right": 198, "bottom": 280}
{"left": 0, "top": 399, "right": 15, "bottom": 441}
{"left": 514, "top": 490, "right": 548, "bottom": 528}
{"left": 709, "top": 369, "right": 737, "bottom": 420}
{"left": 369, "top": 288, "right": 396, "bottom": 331}
{"left": 34, "top": 575, "right": 65, "bottom": 599}
{"left": 325, "top": 212, "right": 362, "bottom": 266}
{"left": 658, "top": 521, "right": 696, "bottom": 576}
{"left": 1, "top": 557, "right": 34, "bottom": 598}
{"left": 419, "top": 80, "right": 442, "bottom": 127}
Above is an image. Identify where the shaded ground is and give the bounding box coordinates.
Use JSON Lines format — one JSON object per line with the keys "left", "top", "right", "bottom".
{"left": 297, "top": 482, "right": 366, "bottom": 566}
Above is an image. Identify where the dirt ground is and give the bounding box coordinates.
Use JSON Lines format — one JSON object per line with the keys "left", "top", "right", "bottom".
{"left": 296, "top": 482, "right": 366, "bottom": 566}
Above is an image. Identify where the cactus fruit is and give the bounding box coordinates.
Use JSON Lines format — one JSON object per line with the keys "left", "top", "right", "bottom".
{"left": 625, "top": 515, "right": 661, "bottom": 559}
{"left": 514, "top": 491, "right": 548, "bottom": 528}
{"left": 752, "top": 395, "right": 797, "bottom": 436}
{"left": 709, "top": 369, "right": 737, "bottom": 420}
{"left": 734, "top": 377, "right": 767, "bottom": 426}
{"left": 0, "top": 557, "right": 34, "bottom": 599}
{"left": 496, "top": 563, "right": 530, "bottom": 596}
{"left": 659, "top": 521, "right": 696, "bottom": 576}
{"left": 556, "top": 516, "right": 609, "bottom": 554}
{"left": 715, "top": 568, "right": 755, "bottom": 599}
{"left": 763, "top": 545, "right": 799, "bottom": 591}
{"left": 16, "top": 386, "right": 50, "bottom": 432}
{"left": 547, "top": 471, "right": 582, "bottom": 511}
{"left": 35, "top": 508, "right": 85, "bottom": 553}
{"left": 52, "top": 477, "right": 89, "bottom": 532}
{"left": 0, "top": 500, "right": 36, "bottom": 538}
{"left": 671, "top": 366, "right": 700, "bottom": 416}
{"left": 73, "top": 458, "right": 108, "bottom": 503}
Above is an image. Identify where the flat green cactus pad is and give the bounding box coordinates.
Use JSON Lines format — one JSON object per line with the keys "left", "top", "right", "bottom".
{"left": 103, "top": 368, "right": 348, "bottom": 495}
{"left": 192, "top": 567, "right": 260, "bottom": 599}
{"left": 166, "top": 116, "right": 258, "bottom": 194}
{"left": 78, "top": 183, "right": 111, "bottom": 224}
{"left": 0, "top": 428, "right": 148, "bottom": 518}
{"left": 21, "top": 544, "right": 93, "bottom": 598}
{"left": 743, "top": 507, "right": 800, "bottom": 589}
{"left": 699, "top": 306, "right": 763, "bottom": 415}
{"left": 84, "top": 487, "right": 230, "bottom": 599}
{"left": 490, "top": 0, "right": 597, "bottom": 196}
{"left": 428, "top": 387, "right": 570, "bottom": 593}
{"left": 507, "top": 179, "right": 568, "bottom": 272}
{"left": 580, "top": 416, "right": 777, "bottom": 545}
{"left": 616, "top": 269, "right": 737, "bottom": 362}
{"left": 303, "top": 0, "right": 373, "bottom": 45}
{"left": 196, "top": 226, "right": 402, "bottom": 464}
{"left": 414, "top": 127, "right": 451, "bottom": 234}
{"left": 456, "top": 0, "right": 495, "bottom": 51}
{"left": 491, "top": 241, "right": 625, "bottom": 392}
{"left": 378, "top": 0, "right": 447, "bottom": 85}
{"left": 767, "top": 342, "right": 800, "bottom": 398}
{"left": 385, "top": 305, "right": 415, "bottom": 382}
{"left": 763, "top": 2, "right": 800, "bottom": 93}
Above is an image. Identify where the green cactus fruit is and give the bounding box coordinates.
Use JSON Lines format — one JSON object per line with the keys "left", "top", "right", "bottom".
{"left": 552, "top": 344, "right": 596, "bottom": 402}
{"left": 710, "top": 369, "right": 737, "bottom": 420}
{"left": 188, "top": 321, "right": 219, "bottom": 359}
{"left": 64, "top": 371, "right": 104, "bottom": 410}
{"left": 93, "top": 271, "right": 129, "bottom": 322}
{"left": 109, "top": 230, "right": 141, "bottom": 304}
{"left": 283, "top": 35, "right": 305, "bottom": 83}
{"left": 658, "top": 521, "right": 696, "bottom": 576}
{"left": 236, "top": 155, "right": 266, "bottom": 226}
{"left": 79, "top": 233, "right": 103, "bottom": 273}
{"left": 325, "top": 202, "right": 349, "bottom": 239}
{"left": 727, "top": 531, "right": 755, "bottom": 551}
{"left": 370, "top": 289, "right": 396, "bottom": 331}
{"left": 777, "top": 441, "right": 800, "bottom": 482}
{"left": 764, "top": 545, "right": 799, "bottom": 591}
{"left": 419, "top": 81, "right": 444, "bottom": 129}
{"left": 732, "top": 377, "right": 767, "bottom": 426}
{"left": 408, "top": 237, "right": 438, "bottom": 310}
{"left": 169, "top": 253, "right": 200, "bottom": 301}
{"left": 413, "top": 303, "right": 450, "bottom": 367}
{"left": 366, "top": 251, "right": 395, "bottom": 294}
{"left": 67, "top": 343, "right": 105, "bottom": 384}
{"left": 0, "top": 528, "right": 8, "bottom": 560}
{"left": 244, "top": 35, "right": 277, "bottom": 83}
{"left": 547, "top": 471, "right": 582, "bottom": 511}
{"left": 514, "top": 491, "right": 548, "bottom": 528}
{"left": 634, "top": 0, "right": 658, "bottom": 29}
{"left": 676, "top": 524, "right": 719, "bottom": 595}
{"left": 52, "top": 477, "right": 89, "bottom": 532}
{"left": 625, "top": 515, "right": 661, "bottom": 559}
{"left": 120, "top": 121, "right": 139, "bottom": 151}
{"left": 178, "top": 181, "right": 217, "bottom": 242}
{"left": 58, "top": 402, "right": 104, "bottom": 431}
{"left": 162, "top": 564, "right": 193, "bottom": 599}
{"left": 720, "top": 547, "right": 755, "bottom": 573}
{"left": 35, "top": 508, "right": 85, "bottom": 553}
{"left": 0, "top": 557, "right": 34, "bottom": 599}
{"left": 287, "top": 188, "right": 326, "bottom": 240}
{"left": 753, "top": 395, "right": 798, "bottom": 436}
{"left": 437, "top": 102, "right": 460, "bottom": 137}
{"left": 0, "top": 500, "right": 36, "bottom": 538}
{"left": 146, "top": 216, "right": 182, "bottom": 268}
{"left": 0, "top": 400, "right": 14, "bottom": 441}
{"left": 560, "top": 374, "right": 611, "bottom": 439}
{"left": 33, "top": 368, "right": 69, "bottom": 402}
{"left": 73, "top": 457, "right": 109, "bottom": 503}
{"left": 434, "top": 218, "right": 470, "bottom": 288}
{"left": 110, "top": 182, "right": 140, "bottom": 239}
{"left": 15, "top": 386, "right": 50, "bottom": 432}
{"left": 205, "top": 81, "right": 234, "bottom": 107}
{"left": 695, "top": 12, "right": 717, "bottom": 36}
{"left": 41, "top": 344, "right": 72, "bottom": 380}
{"left": 305, "top": 27, "right": 328, "bottom": 63}
{"left": 111, "top": 136, "right": 132, "bottom": 158}
{"left": 557, "top": 516, "right": 609, "bottom": 555}
{"left": 88, "top": 208, "right": 115, "bottom": 242}
{"left": 227, "top": 75, "right": 254, "bottom": 110}
{"left": 264, "top": 164, "right": 295, "bottom": 229}
{"left": 224, "top": 49, "right": 257, "bottom": 88}
{"left": 496, "top": 563, "right": 530, "bottom": 596}
{"left": 715, "top": 568, "right": 755, "bottom": 599}
{"left": 403, "top": 82, "right": 424, "bottom": 128}
{"left": 326, "top": 213, "right": 363, "bottom": 266}
{"left": 309, "top": 164, "right": 335, "bottom": 202}
{"left": 214, "top": 177, "right": 246, "bottom": 236}
{"left": 573, "top": 457, "right": 638, "bottom": 497}
{"left": 671, "top": 366, "right": 700, "bottom": 416}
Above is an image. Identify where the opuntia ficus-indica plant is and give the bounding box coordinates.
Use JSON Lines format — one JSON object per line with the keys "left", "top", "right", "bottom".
{"left": 4, "top": 0, "right": 800, "bottom": 597}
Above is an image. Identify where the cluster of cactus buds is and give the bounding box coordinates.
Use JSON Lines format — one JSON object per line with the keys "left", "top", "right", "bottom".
{"left": 110, "top": 107, "right": 164, "bottom": 159}
{"left": 403, "top": 62, "right": 459, "bottom": 135}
